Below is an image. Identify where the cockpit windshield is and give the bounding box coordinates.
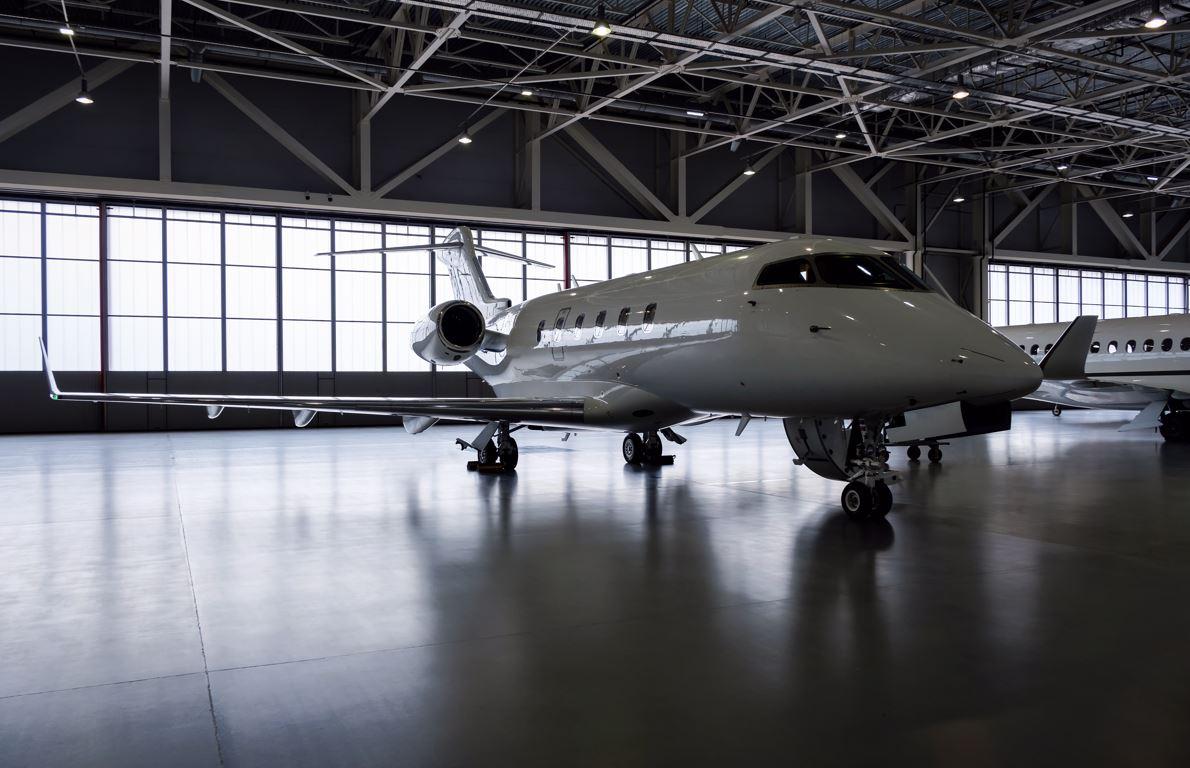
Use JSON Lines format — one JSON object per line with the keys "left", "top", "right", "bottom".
{"left": 753, "top": 252, "right": 930, "bottom": 292}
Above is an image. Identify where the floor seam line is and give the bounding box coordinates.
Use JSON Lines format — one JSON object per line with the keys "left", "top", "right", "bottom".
{"left": 169, "top": 434, "right": 227, "bottom": 768}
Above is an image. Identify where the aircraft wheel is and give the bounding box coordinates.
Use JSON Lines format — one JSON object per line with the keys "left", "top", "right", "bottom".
{"left": 622, "top": 433, "right": 644, "bottom": 465}
{"left": 841, "top": 481, "right": 873, "bottom": 522}
{"left": 1159, "top": 412, "right": 1189, "bottom": 442}
{"left": 927, "top": 446, "right": 943, "bottom": 463}
{"left": 1052, "top": 405, "right": 1063, "bottom": 417}
{"left": 872, "top": 481, "right": 893, "bottom": 519}
{"left": 498, "top": 438, "right": 519, "bottom": 470}
{"left": 906, "top": 444, "right": 921, "bottom": 462}
{"left": 878, "top": 448, "right": 891, "bottom": 463}
{"left": 477, "top": 439, "right": 498, "bottom": 465}
{"left": 643, "top": 433, "right": 663, "bottom": 463}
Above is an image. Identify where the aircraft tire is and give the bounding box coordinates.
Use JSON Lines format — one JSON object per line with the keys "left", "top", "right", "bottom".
{"left": 1052, "top": 405, "right": 1063, "bottom": 416}
{"left": 643, "top": 433, "right": 663, "bottom": 463}
{"left": 928, "top": 446, "right": 943, "bottom": 463}
{"left": 477, "top": 440, "right": 498, "bottom": 465}
{"left": 872, "top": 481, "right": 893, "bottom": 518}
{"left": 622, "top": 433, "right": 644, "bottom": 465}
{"left": 906, "top": 445, "right": 921, "bottom": 462}
{"left": 841, "top": 481, "right": 872, "bottom": 522}
{"left": 498, "top": 438, "right": 519, "bottom": 470}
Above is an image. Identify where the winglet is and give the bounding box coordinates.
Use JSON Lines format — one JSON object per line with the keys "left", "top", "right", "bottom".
{"left": 38, "top": 337, "right": 61, "bottom": 398}
{"left": 1038, "top": 315, "right": 1097, "bottom": 380}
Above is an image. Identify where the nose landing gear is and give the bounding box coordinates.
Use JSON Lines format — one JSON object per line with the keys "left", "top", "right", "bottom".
{"left": 623, "top": 430, "right": 675, "bottom": 466}
{"left": 841, "top": 420, "right": 896, "bottom": 522}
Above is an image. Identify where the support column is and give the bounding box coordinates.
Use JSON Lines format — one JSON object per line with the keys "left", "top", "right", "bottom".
{"left": 669, "top": 131, "right": 686, "bottom": 218}
{"left": 514, "top": 112, "right": 541, "bottom": 211}
{"left": 904, "top": 165, "right": 924, "bottom": 275}
{"left": 1059, "top": 183, "right": 1078, "bottom": 257}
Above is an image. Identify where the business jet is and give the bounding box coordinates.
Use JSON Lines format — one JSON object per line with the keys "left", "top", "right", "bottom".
{"left": 998, "top": 314, "right": 1190, "bottom": 441}
{"left": 41, "top": 228, "right": 1041, "bottom": 521}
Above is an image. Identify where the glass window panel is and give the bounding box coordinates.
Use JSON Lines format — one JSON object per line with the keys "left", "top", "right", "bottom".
{"left": 487, "top": 276, "right": 522, "bottom": 304}
{"left": 1080, "top": 274, "right": 1102, "bottom": 305}
{"left": 336, "top": 271, "right": 381, "bottom": 321}
{"left": 1103, "top": 304, "right": 1124, "bottom": 319}
{"left": 1147, "top": 277, "right": 1166, "bottom": 312}
{"left": 1057, "top": 271, "right": 1079, "bottom": 303}
{"left": 226, "top": 222, "right": 276, "bottom": 267}
{"left": 166, "top": 220, "right": 220, "bottom": 264}
{"left": 47, "top": 315, "right": 99, "bottom": 371}
{"left": 650, "top": 241, "right": 685, "bottom": 269}
{"left": 167, "top": 263, "right": 221, "bottom": 317}
{"left": 1033, "top": 302, "right": 1056, "bottom": 324}
{"left": 109, "top": 261, "right": 163, "bottom": 316}
{"left": 525, "top": 234, "right": 563, "bottom": 275}
{"left": 386, "top": 273, "right": 431, "bottom": 322}
{"left": 0, "top": 256, "right": 41, "bottom": 313}
{"left": 226, "top": 266, "right": 276, "bottom": 319}
{"left": 1126, "top": 277, "right": 1146, "bottom": 307}
{"left": 282, "top": 269, "right": 330, "bottom": 320}
{"left": 45, "top": 214, "right": 98, "bottom": 260}
{"left": 282, "top": 224, "right": 331, "bottom": 269}
{"left": 227, "top": 319, "right": 277, "bottom": 371}
{"left": 434, "top": 274, "right": 453, "bottom": 306}
{"left": 1104, "top": 276, "right": 1124, "bottom": 306}
{"left": 282, "top": 320, "right": 330, "bottom": 370}
{"left": 47, "top": 260, "right": 99, "bottom": 315}
{"left": 478, "top": 232, "right": 524, "bottom": 280}
{"left": 570, "top": 241, "right": 608, "bottom": 284}
{"left": 386, "top": 323, "right": 430, "bottom": 371}
{"left": 526, "top": 279, "right": 557, "bottom": 301}
{"left": 1057, "top": 303, "right": 1079, "bottom": 322}
{"left": 988, "top": 270, "right": 1007, "bottom": 301}
{"left": 168, "top": 318, "right": 221, "bottom": 371}
{"left": 1008, "top": 300, "right": 1031, "bottom": 325}
{"left": 0, "top": 199, "right": 40, "bottom": 213}
{"left": 1007, "top": 267, "right": 1032, "bottom": 301}
{"left": 109, "top": 316, "right": 163, "bottom": 370}
{"left": 334, "top": 226, "right": 382, "bottom": 272}
{"left": 336, "top": 322, "right": 382, "bottom": 371}
{"left": 1170, "top": 283, "right": 1186, "bottom": 312}
{"left": 611, "top": 244, "right": 648, "bottom": 278}
{"left": 988, "top": 300, "right": 1007, "bottom": 327}
{"left": 0, "top": 315, "right": 42, "bottom": 370}
{"left": 0, "top": 210, "right": 41, "bottom": 257}
{"left": 1032, "top": 269, "right": 1055, "bottom": 302}
{"left": 109, "top": 217, "right": 163, "bottom": 262}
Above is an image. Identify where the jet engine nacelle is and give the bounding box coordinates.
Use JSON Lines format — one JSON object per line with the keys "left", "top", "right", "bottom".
{"left": 411, "top": 300, "right": 487, "bottom": 366}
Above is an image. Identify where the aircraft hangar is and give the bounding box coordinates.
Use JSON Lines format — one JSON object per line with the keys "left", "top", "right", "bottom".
{"left": 2, "top": 1, "right": 1190, "bottom": 765}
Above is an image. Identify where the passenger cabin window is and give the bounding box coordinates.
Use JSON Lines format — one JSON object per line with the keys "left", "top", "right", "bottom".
{"left": 1107, "top": 341, "right": 1118, "bottom": 353}
{"left": 1162, "top": 338, "right": 1173, "bottom": 352}
{"left": 1090, "top": 341, "right": 1100, "bottom": 353}
{"left": 1143, "top": 338, "right": 1154, "bottom": 352}
{"left": 617, "top": 307, "right": 631, "bottom": 335}
{"left": 1029, "top": 344, "right": 1039, "bottom": 355}
{"left": 815, "top": 254, "right": 921, "bottom": 290}
{"left": 1125, "top": 340, "right": 1136, "bottom": 353}
{"left": 1044, "top": 343, "right": 1053, "bottom": 353}
{"left": 594, "top": 310, "right": 607, "bottom": 339}
{"left": 756, "top": 257, "right": 814, "bottom": 287}
{"left": 642, "top": 303, "right": 657, "bottom": 331}
{"left": 536, "top": 320, "right": 546, "bottom": 343}
{"left": 573, "top": 314, "right": 585, "bottom": 340}
{"left": 1182, "top": 337, "right": 1190, "bottom": 351}
{"left": 552, "top": 308, "right": 570, "bottom": 344}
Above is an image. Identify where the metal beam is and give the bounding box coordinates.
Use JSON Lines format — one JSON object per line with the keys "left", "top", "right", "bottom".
{"left": 995, "top": 249, "right": 1190, "bottom": 275}
{"left": 689, "top": 146, "right": 782, "bottom": 224}
{"left": 1157, "top": 216, "right": 1190, "bottom": 262}
{"left": 159, "top": 0, "right": 172, "bottom": 182}
{"left": 992, "top": 184, "right": 1055, "bottom": 246}
{"left": 830, "top": 163, "right": 913, "bottom": 241}
{"left": 364, "top": 11, "right": 469, "bottom": 122}
{"left": 372, "top": 109, "right": 504, "bottom": 198}
{"left": 178, "top": 0, "right": 385, "bottom": 90}
{"left": 0, "top": 59, "right": 134, "bottom": 145}
{"left": 1080, "top": 187, "right": 1150, "bottom": 260}
{"left": 0, "top": 167, "right": 910, "bottom": 250}
{"left": 204, "top": 73, "right": 355, "bottom": 195}
{"left": 563, "top": 123, "right": 677, "bottom": 222}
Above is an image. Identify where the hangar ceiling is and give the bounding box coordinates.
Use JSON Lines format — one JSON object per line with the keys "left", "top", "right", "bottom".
{"left": 0, "top": 0, "right": 1188, "bottom": 264}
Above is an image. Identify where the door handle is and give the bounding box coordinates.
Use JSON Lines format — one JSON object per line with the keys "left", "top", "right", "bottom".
{"left": 809, "top": 325, "right": 831, "bottom": 333}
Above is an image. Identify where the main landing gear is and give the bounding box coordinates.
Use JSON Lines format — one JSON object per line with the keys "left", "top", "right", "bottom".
{"left": 464, "top": 422, "right": 519, "bottom": 473}
{"left": 1052, "top": 405, "right": 1063, "bottom": 417}
{"left": 905, "top": 442, "right": 943, "bottom": 463}
{"left": 1159, "top": 407, "right": 1190, "bottom": 443}
{"left": 622, "top": 430, "right": 675, "bottom": 466}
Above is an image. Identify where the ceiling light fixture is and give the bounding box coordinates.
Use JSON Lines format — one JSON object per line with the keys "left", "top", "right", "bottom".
{"left": 1144, "top": 0, "right": 1167, "bottom": 29}
{"left": 75, "top": 78, "right": 93, "bottom": 105}
{"left": 834, "top": 131, "right": 847, "bottom": 139}
{"left": 1056, "top": 163, "right": 1069, "bottom": 171}
{"left": 457, "top": 133, "right": 473, "bottom": 145}
{"left": 591, "top": 4, "right": 612, "bottom": 37}
{"left": 952, "top": 75, "right": 970, "bottom": 100}
{"left": 952, "top": 196, "right": 966, "bottom": 203}
{"left": 520, "top": 89, "right": 533, "bottom": 97}
{"left": 1146, "top": 175, "right": 1159, "bottom": 182}
{"left": 686, "top": 109, "right": 705, "bottom": 117}
{"left": 742, "top": 164, "right": 756, "bottom": 177}
{"left": 59, "top": 25, "right": 74, "bottom": 36}
{"left": 1122, "top": 211, "right": 1135, "bottom": 218}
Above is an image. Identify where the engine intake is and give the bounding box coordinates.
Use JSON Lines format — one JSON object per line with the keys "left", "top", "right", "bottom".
{"left": 411, "top": 300, "right": 486, "bottom": 365}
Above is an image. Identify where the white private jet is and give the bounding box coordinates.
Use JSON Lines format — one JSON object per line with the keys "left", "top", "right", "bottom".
{"left": 999, "top": 314, "right": 1190, "bottom": 441}
{"left": 41, "top": 227, "right": 1041, "bottom": 520}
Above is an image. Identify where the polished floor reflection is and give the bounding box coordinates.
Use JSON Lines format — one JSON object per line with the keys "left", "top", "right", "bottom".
{"left": 2, "top": 411, "right": 1190, "bottom": 767}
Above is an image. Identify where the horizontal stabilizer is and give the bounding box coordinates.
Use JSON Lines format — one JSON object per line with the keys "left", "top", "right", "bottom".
{"left": 1039, "top": 315, "right": 1097, "bottom": 380}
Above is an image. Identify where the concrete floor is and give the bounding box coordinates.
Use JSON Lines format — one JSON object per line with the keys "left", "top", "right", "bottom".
{"left": 2, "top": 411, "right": 1190, "bottom": 767}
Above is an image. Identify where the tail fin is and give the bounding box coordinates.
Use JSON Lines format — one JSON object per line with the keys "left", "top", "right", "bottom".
{"left": 438, "top": 227, "right": 510, "bottom": 320}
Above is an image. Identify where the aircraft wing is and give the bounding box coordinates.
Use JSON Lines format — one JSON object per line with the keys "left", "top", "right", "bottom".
{"left": 1037, "top": 314, "right": 1097, "bottom": 380}
{"left": 40, "top": 340, "right": 586, "bottom": 428}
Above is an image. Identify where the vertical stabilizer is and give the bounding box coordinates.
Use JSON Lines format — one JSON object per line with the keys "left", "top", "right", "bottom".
{"left": 438, "top": 227, "right": 511, "bottom": 320}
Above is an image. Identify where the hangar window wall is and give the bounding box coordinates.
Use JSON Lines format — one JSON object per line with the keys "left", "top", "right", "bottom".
{"left": 0, "top": 199, "right": 735, "bottom": 372}
{"left": 988, "top": 263, "right": 1189, "bottom": 326}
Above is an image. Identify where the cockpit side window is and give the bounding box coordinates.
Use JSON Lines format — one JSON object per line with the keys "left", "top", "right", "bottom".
{"left": 815, "top": 253, "right": 919, "bottom": 290}
{"left": 756, "top": 257, "right": 815, "bottom": 287}
{"left": 878, "top": 256, "right": 931, "bottom": 291}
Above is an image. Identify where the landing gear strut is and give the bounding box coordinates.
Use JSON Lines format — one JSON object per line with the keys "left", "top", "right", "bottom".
{"left": 623, "top": 430, "right": 674, "bottom": 466}
{"left": 466, "top": 422, "right": 518, "bottom": 473}
{"left": 841, "top": 419, "right": 895, "bottom": 522}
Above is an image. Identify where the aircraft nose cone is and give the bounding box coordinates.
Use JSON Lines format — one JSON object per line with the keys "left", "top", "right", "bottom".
{"left": 956, "top": 344, "right": 1042, "bottom": 403}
